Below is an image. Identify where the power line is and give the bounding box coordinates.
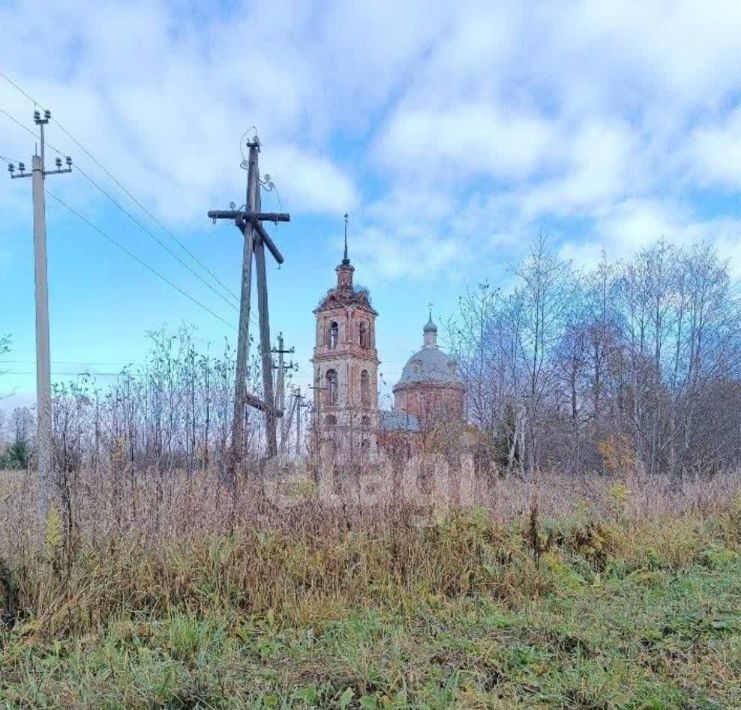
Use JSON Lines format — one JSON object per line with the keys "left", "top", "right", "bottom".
{"left": 4, "top": 370, "right": 121, "bottom": 377}
{"left": 45, "top": 189, "right": 237, "bottom": 332}
{"left": 0, "top": 72, "right": 241, "bottom": 306}
{"left": 0, "top": 359, "right": 130, "bottom": 366}
{"left": 68, "top": 159, "right": 259, "bottom": 333}
{"left": 0, "top": 106, "right": 37, "bottom": 138}
{"left": 0, "top": 71, "right": 37, "bottom": 104}
{"left": 1, "top": 101, "right": 261, "bottom": 333}
{"left": 1, "top": 104, "right": 239, "bottom": 310}
{"left": 73, "top": 163, "right": 239, "bottom": 312}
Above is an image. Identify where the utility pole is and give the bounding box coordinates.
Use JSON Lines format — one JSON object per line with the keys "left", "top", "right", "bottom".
{"left": 293, "top": 387, "right": 310, "bottom": 456}
{"left": 8, "top": 109, "right": 72, "bottom": 523}
{"left": 272, "top": 332, "right": 296, "bottom": 453}
{"left": 309, "top": 374, "right": 328, "bottom": 460}
{"left": 280, "top": 388, "right": 298, "bottom": 454}
{"left": 208, "top": 133, "right": 290, "bottom": 468}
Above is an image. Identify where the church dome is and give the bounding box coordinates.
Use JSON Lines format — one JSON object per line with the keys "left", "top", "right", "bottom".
{"left": 396, "top": 346, "right": 462, "bottom": 387}
{"left": 395, "top": 315, "right": 463, "bottom": 389}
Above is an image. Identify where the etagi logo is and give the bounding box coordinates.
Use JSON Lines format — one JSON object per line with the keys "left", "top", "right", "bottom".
{"left": 262, "top": 453, "right": 477, "bottom": 521}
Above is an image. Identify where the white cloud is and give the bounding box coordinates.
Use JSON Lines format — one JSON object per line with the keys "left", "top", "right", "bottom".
{"left": 1, "top": 0, "right": 740, "bottom": 284}
{"left": 559, "top": 198, "right": 741, "bottom": 279}
{"left": 263, "top": 147, "right": 358, "bottom": 215}
{"left": 686, "top": 109, "right": 741, "bottom": 191}
{"left": 379, "top": 104, "right": 556, "bottom": 182}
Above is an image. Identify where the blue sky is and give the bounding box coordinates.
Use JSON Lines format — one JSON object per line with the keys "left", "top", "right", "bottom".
{"left": 2, "top": 0, "right": 741, "bottom": 408}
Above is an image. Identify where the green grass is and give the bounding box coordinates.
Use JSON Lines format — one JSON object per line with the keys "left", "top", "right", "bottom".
{"left": 1, "top": 522, "right": 738, "bottom": 708}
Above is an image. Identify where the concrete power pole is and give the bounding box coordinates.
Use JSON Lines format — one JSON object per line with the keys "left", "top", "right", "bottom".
{"left": 292, "top": 387, "right": 310, "bottom": 456}
{"left": 208, "top": 133, "right": 290, "bottom": 467}
{"left": 7, "top": 109, "right": 72, "bottom": 522}
{"left": 272, "top": 332, "right": 296, "bottom": 453}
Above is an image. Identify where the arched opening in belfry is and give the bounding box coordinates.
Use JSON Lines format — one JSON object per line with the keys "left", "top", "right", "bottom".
{"left": 328, "top": 321, "right": 339, "bottom": 349}
{"left": 361, "top": 415, "right": 371, "bottom": 427}
{"left": 326, "top": 369, "right": 338, "bottom": 405}
{"left": 325, "top": 414, "right": 337, "bottom": 427}
{"left": 360, "top": 369, "right": 370, "bottom": 407}
{"left": 359, "top": 321, "right": 369, "bottom": 348}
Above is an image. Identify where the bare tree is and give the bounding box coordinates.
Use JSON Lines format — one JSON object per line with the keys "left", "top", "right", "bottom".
{"left": 450, "top": 236, "right": 740, "bottom": 481}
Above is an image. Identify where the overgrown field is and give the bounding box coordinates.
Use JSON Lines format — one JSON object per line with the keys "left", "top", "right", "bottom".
{"left": 1, "top": 470, "right": 739, "bottom": 708}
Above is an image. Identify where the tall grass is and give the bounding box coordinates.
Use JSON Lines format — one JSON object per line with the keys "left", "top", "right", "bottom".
{"left": 1, "top": 468, "right": 738, "bottom": 640}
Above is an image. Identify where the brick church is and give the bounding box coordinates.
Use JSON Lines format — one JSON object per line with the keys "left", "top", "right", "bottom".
{"left": 311, "top": 230, "right": 466, "bottom": 460}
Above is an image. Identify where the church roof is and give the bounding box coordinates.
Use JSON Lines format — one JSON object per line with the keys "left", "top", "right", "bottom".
{"left": 314, "top": 283, "right": 376, "bottom": 313}
{"left": 395, "top": 346, "right": 463, "bottom": 388}
{"left": 394, "top": 315, "right": 464, "bottom": 389}
{"left": 380, "top": 409, "right": 420, "bottom": 432}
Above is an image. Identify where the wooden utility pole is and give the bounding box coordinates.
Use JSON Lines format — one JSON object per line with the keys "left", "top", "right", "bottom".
{"left": 272, "top": 332, "right": 296, "bottom": 452}
{"left": 7, "top": 109, "right": 72, "bottom": 523}
{"left": 208, "top": 134, "right": 290, "bottom": 465}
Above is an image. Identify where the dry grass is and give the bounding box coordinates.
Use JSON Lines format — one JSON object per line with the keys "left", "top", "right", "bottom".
{"left": 0, "top": 467, "right": 739, "bottom": 707}
{"left": 1, "top": 467, "right": 738, "bottom": 632}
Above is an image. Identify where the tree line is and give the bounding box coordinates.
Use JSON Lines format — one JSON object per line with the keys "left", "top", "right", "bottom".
{"left": 448, "top": 238, "right": 741, "bottom": 482}
{"left": 1, "top": 238, "right": 739, "bottom": 487}
{"left": 0, "top": 327, "right": 274, "bottom": 479}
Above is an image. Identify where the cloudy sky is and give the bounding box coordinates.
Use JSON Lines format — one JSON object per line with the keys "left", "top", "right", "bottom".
{"left": 1, "top": 0, "right": 741, "bottom": 405}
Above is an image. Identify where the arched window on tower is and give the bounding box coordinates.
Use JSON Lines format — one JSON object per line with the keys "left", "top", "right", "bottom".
{"left": 359, "top": 321, "right": 369, "bottom": 348}
{"left": 326, "top": 369, "right": 338, "bottom": 405}
{"left": 325, "top": 414, "right": 337, "bottom": 427}
{"left": 328, "top": 321, "right": 339, "bottom": 349}
{"left": 360, "top": 369, "right": 370, "bottom": 407}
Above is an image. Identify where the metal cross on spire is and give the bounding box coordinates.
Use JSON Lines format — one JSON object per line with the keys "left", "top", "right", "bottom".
{"left": 342, "top": 212, "right": 349, "bottom": 265}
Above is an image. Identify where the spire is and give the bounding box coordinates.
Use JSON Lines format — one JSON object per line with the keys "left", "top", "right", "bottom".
{"left": 336, "top": 213, "right": 354, "bottom": 289}
{"left": 423, "top": 305, "right": 438, "bottom": 348}
{"left": 342, "top": 212, "right": 350, "bottom": 265}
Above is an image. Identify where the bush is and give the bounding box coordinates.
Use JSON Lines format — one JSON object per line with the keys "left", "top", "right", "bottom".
{"left": 0, "top": 441, "right": 29, "bottom": 470}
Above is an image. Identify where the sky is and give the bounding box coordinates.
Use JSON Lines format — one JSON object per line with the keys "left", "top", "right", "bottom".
{"left": 2, "top": 0, "right": 741, "bottom": 410}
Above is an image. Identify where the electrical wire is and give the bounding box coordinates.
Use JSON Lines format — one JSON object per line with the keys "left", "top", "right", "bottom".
{"left": 4, "top": 370, "right": 121, "bottom": 377}
{"left": 0, "top": 106, "right": 37, "bottom": 139}
{"left": 0, "top": 71, "right": 37, "bottom": 105}
{"left": 1, "top": 99, "right": 261, "bottom": 332}
{"left": 1, "top": 94, "right": 263, "bottom": 334}
{"left": 73, "top": 163, "right": 239, "bottom": 312}
{"left": 45, "top": 189, "right": 237, "bottom": 332}
{"left": 1, "top": 104, "right": 239, "bottom": 309}
{"left": 0, "top": 359, "right": 130, "bottom": 366}
{"left": 1, "top": 72, "right": 241, "bottom": 305}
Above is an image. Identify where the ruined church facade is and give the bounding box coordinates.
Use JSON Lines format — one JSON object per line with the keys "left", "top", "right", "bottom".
{"left": 311, "top": 251, "right": 379, "bottom": 459}
{"left": 312, "top": 238, "right": 465, "bottom": 460}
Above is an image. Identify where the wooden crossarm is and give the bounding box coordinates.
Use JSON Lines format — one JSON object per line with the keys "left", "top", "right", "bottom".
{"left": 207, "top": 210, "right": 290, "bottom": 222}
{"left": 247, "top": 217, "right": 284, "bottom": 264}
{"left": 244, "top": 391, "right": 283, "bottom": 418}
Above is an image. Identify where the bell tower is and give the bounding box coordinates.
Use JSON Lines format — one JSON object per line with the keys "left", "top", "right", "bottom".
{"left": 311, "top": 215, "right": 379, "bottom": 460}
